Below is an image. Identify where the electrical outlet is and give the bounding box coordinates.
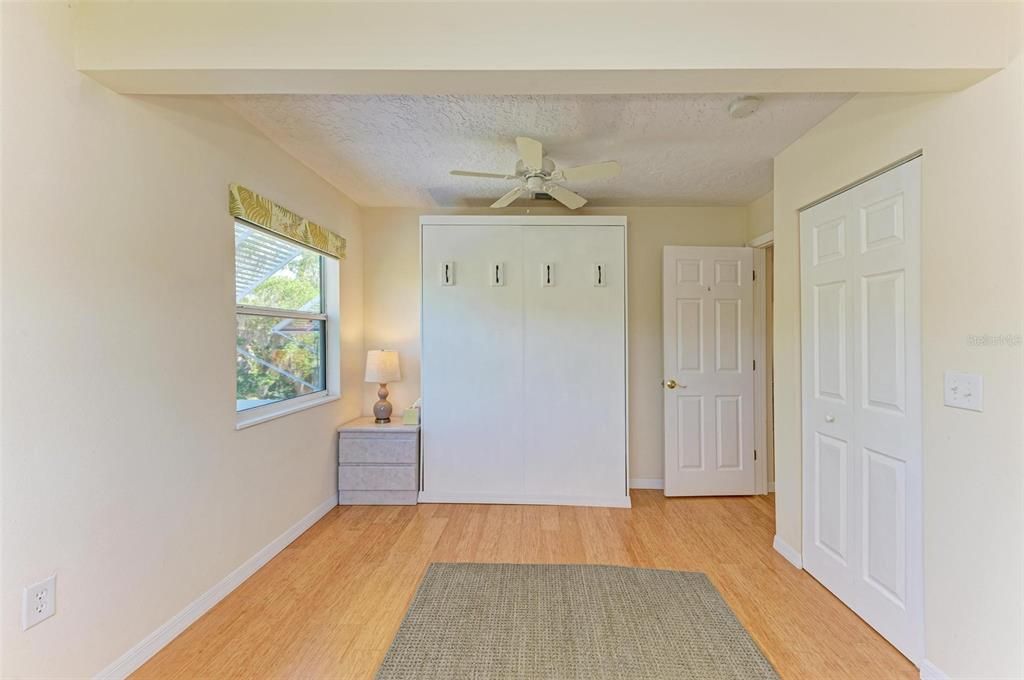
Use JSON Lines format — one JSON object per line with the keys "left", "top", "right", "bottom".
{"left": 22, "top": 575, "right": 56, "bottom": 630}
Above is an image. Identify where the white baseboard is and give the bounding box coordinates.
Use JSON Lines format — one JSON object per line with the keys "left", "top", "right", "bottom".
{"left": 417, "top": 492, "right": 631, "bottom": 508}
{"left": 95, "top": 494, "right": 338, "bottom": 679}
{"left": 772, "top": 534, "right": 803, "bottom": 569}
{"left": 629, "top": 478, "right": 664, "bottom": 490}
{"left": 919, "top": 660, "right": 948, "bottom": 680}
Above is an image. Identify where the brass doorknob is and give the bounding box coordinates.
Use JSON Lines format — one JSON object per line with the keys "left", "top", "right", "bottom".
{"left": 664, "top": 379, "right": 678, "bottom": 389}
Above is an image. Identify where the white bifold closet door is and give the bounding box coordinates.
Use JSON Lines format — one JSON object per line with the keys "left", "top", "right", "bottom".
{"left": 800, "top": 157, "right": 922, "bottom": 663}
{"left": 420, "top": 220, "right": 627, "bottom": 507}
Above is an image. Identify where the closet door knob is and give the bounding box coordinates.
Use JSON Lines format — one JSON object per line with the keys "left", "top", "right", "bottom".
{"left": 663, "top": 379, "right": 678, "bottom": 389}
{"left": 825, "top": 414, "right": 835, "bottom": 423}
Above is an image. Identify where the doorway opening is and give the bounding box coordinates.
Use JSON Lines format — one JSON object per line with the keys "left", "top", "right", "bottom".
{"left": 753, "top": 239, "right": 775, "bottom": 495}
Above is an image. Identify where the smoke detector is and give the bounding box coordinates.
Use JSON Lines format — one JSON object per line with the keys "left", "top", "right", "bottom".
{"left": 728, "top": 96, "right": 762, "bottom": 119}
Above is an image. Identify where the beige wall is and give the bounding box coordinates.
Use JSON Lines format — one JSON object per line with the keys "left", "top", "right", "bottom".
{"left": 746, "top": 191, "right": 773, "bottom": 242}
{"left": 1, "top": 4, "right": 364, "bottom": 676}
{"left": 74, "top": 1, "right": 1013, "bottom": 95}
{"left": 361, "top": 206, "right": 748, "bottom": 482}
{"left": 772, "top": 56, "right": 1024, "bottom": 676}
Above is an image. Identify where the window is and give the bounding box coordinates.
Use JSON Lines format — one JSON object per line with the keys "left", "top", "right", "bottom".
{"left": 235, "top": 221, "right": 328, "bottom": 417}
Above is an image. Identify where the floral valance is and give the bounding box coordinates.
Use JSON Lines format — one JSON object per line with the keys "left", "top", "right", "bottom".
{"left": 229, "top": 183, "right": 346, "bottom": 260}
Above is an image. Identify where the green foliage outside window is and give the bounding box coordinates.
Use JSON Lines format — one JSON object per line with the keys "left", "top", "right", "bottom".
{"left": 238, "top": 250, "right": 321, "bottom": 310}
{"left": 236, "top": 249, "right": 325, "bottom": 408}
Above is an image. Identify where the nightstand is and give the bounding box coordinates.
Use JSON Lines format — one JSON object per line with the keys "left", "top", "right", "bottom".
{"left": 337, "top": 417, "right": 420, "bottom": 505}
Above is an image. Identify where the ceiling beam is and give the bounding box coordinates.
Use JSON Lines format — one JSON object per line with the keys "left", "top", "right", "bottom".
{"left": 74, "top": 1, "right": 1018, "bottom": 95}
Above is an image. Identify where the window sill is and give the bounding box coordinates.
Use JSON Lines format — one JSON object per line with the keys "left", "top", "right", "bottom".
{"left": 235, "top": 393, "right": 340, "bottom": 430}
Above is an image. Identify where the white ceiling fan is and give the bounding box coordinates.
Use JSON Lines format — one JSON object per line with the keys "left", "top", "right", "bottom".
{"left": 450, "top": 136, "right": 621, "bottom": 209}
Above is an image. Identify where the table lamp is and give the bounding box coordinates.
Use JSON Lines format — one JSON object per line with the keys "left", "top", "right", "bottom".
{"left": 365, "top": 350, "right": 401, "bottom": 423}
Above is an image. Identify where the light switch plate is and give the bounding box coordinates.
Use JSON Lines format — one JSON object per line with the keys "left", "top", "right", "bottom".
{"left": 944, "top": 370, "right": 983, "bottom": 412}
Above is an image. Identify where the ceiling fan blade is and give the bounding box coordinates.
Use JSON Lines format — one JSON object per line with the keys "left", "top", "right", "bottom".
{"left": 559, "top": 160, "right": 621, "bottom": 183}
{"left": 544, "top": 183, "right": 587, "bottom": 210}
{"left": 450, "top": 170, "right": 515, "bottom": 179}
{"left": 516, "top": 136, "right": 544, "bottom": 171}
{"left": 491, "top": 186, "right": 524, "bottom": 209}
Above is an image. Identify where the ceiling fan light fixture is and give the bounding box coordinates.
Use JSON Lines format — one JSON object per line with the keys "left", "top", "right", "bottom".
{"left": 451, "top": 136, "right": 620, "bottom": 210}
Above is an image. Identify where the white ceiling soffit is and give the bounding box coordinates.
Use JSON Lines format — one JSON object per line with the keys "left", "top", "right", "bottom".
{"left": 225, "top": 93, "right": 852, "bottom": 208}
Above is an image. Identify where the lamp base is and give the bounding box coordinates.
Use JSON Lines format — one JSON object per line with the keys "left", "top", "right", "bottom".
{"left": 373, "top": 383, "right": 392, "bottom": 423}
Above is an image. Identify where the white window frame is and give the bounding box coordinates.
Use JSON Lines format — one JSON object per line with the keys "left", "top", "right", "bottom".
{"left": 234, "top": 222, "right": 341, "bottom": 429}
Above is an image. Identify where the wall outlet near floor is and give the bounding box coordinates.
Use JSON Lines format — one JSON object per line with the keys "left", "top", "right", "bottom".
{"left": 944, "top": 371, "right": 983, "bottom": 412}
{"left": 22, "top": 575, "right": 56, "bottom": 630}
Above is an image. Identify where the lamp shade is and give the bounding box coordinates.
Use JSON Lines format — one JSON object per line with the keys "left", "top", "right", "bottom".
{"left": 365, "top": 350, "right": 401, "bottom": 383}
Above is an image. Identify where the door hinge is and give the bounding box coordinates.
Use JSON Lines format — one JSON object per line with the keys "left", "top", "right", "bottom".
{"left": 753, "top": 270, "right": 756, "bottom": 281}
{"left": 753, "top": 359, "right": 756, "bottom": 370}
{"left": 754, "top": 449, "right": 758, "bottom": 461}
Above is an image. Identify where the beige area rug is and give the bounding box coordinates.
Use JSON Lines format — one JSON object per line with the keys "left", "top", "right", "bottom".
{"left": 376, "top": 563, "right": 779, "bottom": 679}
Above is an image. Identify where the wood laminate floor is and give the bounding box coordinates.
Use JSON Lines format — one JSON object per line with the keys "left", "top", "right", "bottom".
{"left": 133, "top": 492, "right": 916, "bottom": 679}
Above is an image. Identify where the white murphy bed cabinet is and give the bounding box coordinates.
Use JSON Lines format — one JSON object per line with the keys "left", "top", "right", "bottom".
{"left": 419, "top": 216, "right": 629, "bottom": 508}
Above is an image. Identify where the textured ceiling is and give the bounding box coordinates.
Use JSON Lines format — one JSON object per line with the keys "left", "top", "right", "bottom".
{"left": 225, "top": 94, "right": 851, "bottom": 207}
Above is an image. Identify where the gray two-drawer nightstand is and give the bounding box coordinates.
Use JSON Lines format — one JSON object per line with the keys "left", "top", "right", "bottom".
{"left": 337, "top": 417, "right": 420, "bottom": 505}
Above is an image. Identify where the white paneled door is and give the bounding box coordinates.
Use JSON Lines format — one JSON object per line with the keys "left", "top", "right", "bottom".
{"left": 800, "top": 157, "right": 922, "bottom": 663}
{"left": 663, "top": 246, "right": 755, "bottom": 496}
